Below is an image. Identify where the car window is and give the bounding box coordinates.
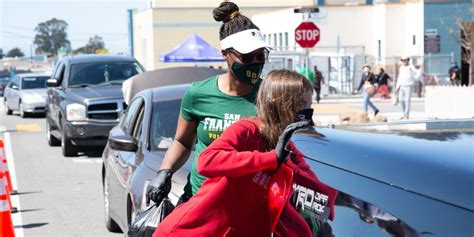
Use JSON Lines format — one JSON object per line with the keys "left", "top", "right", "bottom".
{"left": 150, "top": 99, "right": 181, "bottom": 151}
{"left": 21, "top": 76, "right": 49, "bottom": 89}
{"left": 69, "top": 61, "right": 143, "bottom": 87}
{"left": 131, "top": 105, "right": 145, "bottom": 141}
{"left": 53, "top": 62, "right": 64, "bottom": 79}
{"left": 10, "top": 76, "right": 19, "bottom": 88}
{"left": 120, "top": 97, "right": 143, "bottom": 134}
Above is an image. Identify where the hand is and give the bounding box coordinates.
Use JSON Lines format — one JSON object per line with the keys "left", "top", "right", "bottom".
{"left": 146, "top": 169, "right": 173, "bottom": 206}
{"left": 275, "top": 121, "right": 311, "bottom": 164}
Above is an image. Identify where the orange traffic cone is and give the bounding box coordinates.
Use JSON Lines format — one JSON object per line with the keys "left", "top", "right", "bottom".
{"left": 0, "top": 140, "right": 14, "bottom": 194}
{"left": 0, "top": 171, "right": 15, "bottom": 237}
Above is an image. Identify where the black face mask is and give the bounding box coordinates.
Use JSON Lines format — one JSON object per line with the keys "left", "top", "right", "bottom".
{"left": 230, "top": 62, "right": 265, "bottom": 85}
{"left": 298, "top": 108, "right": 314, "bottom": 124}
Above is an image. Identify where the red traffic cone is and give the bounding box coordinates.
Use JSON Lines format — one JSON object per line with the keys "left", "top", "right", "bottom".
{"left": 0, "top": 171, "right": 15, "bottom": 237}
{"left": 0, "top": 140, "right": 15, "bottom": 194}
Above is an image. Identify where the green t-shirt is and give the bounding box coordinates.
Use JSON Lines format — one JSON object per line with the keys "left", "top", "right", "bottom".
{"left": 299, "top": 67, "right": 315, "bottom": 84}
{"left": 181, "top": 75, "right": 260, "bottom": 197}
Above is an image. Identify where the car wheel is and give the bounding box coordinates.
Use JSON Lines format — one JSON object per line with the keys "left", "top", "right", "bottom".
{"left": 61, "top": 119, "right": 78, "bottom": 157}
{"left": 4, "top": 99, "right": 12, "bottom": 115}
{"left": 19, "top": 101, "right": 27, "bottom": 118}
{"left": 46, "top": 120, "right": 60, "bottom": 146}
{"left": 103, "top": 171, "right": 121, "bottom": 233}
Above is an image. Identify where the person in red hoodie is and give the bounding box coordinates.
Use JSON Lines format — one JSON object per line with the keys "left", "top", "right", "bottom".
{"left": 154, "top": 70, "right": 337, "bottom": 237}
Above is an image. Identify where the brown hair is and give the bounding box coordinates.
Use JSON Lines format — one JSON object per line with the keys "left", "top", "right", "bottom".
{"left": 213, "top": 2, "right": 260, "bottom": 40}
{"left": 256, "top": 69, "right": 313, "bottom": 149}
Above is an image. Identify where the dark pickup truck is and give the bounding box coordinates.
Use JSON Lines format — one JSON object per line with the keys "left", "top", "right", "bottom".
{"left": 45, "top": 54, "right": 145, "bottom": 156}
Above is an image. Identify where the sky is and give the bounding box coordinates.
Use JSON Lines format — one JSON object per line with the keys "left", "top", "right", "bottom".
{"left": 0, "top": 0, "right": 149, "bottom": 56}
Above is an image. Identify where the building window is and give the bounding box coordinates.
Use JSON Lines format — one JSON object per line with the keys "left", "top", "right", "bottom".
{"left": 413, "top": 35, "right": 416, "bottom": 45}
{"left": 268, "top": 34, "right": 272, "bottom": 46}
{"left": 285, "top": 32, "right": 289, "bottom": 48}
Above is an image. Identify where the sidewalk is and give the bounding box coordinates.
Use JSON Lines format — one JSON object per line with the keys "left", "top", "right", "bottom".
{"left": 311, "top": 95, "right": 428, "bottom": 125}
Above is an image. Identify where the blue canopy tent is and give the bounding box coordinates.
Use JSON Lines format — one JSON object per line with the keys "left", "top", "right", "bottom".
{"left": 160, "top": 33, "right": 224, "bottom": 62}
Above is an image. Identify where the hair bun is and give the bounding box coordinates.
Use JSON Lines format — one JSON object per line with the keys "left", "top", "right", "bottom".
{"left": 213, "top": 1, "right": 240, "bottom": 22}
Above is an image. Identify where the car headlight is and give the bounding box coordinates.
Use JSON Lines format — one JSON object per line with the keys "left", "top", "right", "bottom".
{"left": 66, "top": 103, "right": 86, "bottom": 121}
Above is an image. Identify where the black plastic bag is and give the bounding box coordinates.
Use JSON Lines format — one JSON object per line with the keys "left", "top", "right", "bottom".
{"left": 128, "top": 197, "right": 175, "bottom": 237}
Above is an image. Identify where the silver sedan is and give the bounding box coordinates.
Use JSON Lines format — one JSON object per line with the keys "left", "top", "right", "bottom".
{"left": 4, "top": 72, "right": 50, "bottom": 118}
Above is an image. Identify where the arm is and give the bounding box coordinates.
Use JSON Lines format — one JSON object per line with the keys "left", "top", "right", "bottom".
{"left": 159, "top": 115, "right": 197, "bottom": 172}
{"left": 197, "top": 120, "right": 278, "bottom": 178}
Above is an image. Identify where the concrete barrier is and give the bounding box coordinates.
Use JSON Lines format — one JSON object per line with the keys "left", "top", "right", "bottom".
{"left": 425, "top": 86, "right": 474, "bottom": 119}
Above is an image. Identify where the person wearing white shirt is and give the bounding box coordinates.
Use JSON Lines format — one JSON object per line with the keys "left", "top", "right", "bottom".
{"left": 396, "top": 56, "right": 421, "bottom": 119}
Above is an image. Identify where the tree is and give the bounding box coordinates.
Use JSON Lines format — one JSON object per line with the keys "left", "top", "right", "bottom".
{"left": 33, "top": 18, "right": 71, "bottom": 56}
{"left": 6, "top": 48, "right": 25, "bottom": 58}
{"left": 73, "top": 35, "right": 107, "bottom": 54}
{"left": 440, "top": 6, "right": 473, "bottom": 85}
{"left": 0, "top": 49, "right": 4, "bottom": 59}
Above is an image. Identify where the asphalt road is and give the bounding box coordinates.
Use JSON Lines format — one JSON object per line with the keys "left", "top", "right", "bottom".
{"left": 0, "top": 102, "right": 121, "bottom": 236}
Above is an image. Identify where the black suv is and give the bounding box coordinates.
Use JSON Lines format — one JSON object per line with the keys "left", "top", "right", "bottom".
{"left": 45, "top": 54, "right": 144, "bottom": 156}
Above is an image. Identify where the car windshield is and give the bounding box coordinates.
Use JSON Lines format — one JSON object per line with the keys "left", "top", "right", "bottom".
{"left": 150, "top": 99, "right": 181, "bottom": 151}
{"left": 69, "top": 61, "right": 143, "bottom": 87}
{"left": 21, "top": 76, "right": 49, "bottom": 89}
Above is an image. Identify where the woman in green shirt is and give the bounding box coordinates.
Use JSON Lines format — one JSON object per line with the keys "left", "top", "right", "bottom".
{"left": 146, "top": 1, "right": 272, "bottom": 205}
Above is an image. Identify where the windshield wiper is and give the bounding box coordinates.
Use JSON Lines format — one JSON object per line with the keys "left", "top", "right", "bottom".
{"left": 69, "top": 84, "right": 91, "bottom": 88}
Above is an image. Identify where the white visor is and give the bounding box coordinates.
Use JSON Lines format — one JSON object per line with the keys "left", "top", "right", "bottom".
{"left": 220, "top": 29, "right": 272, "bottom": 54}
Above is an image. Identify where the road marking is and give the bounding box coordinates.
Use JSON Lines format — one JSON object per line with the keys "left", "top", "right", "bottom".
{"left": 71, "top": 158, "right": 94, "bottom": 164}
{"left": 3, "top": 132, "right": 25, "bottom": 237}
{"left": 16, "top": 124, "right": 42, "bottom": 132}
{"left": 71, "top": 158, "right": 102, "bottom": 164}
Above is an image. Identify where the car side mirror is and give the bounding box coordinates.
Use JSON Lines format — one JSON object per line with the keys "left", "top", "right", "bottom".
{"left": 109, "top": 135, "right": 138, "bottom": 152}
{"left": 11, "top": 84, "right": 19, "bottom": 90}
{"left": 46, "top": 78, "right": 59, "bottom": 87}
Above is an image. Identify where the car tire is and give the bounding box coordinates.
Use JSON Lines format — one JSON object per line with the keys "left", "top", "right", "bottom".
{"left": 61, "top": 119, "right": 78, "bottom": 157}
{"left": 46, "top": 120, "right": 60, "bottom": 146}
{"left": 4, "top": 99, "right": 12, "bottom": 115}
{"left": 19, "top": 101, "right": 27, "bottom": 118}
{"left": 103, "top": 171, "right": 121, "bottom": 233}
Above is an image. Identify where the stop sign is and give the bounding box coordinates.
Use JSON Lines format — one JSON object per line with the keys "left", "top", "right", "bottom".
{"left": 295, "top": 22, "right": 320, "bottom": 48}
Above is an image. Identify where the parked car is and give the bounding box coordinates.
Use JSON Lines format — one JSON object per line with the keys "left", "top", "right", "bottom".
{"left": 3, "top": 73, "right": 50, "bottom": 117}
{"left": 101, "top": 66, "right": 225, "bottom": 233}
{"left": 105, "top": 88, "right": 474, "bottom": 237}
{"left": 45, "top": 54, "right": 144, "bottom": 156}
{"left": 0, "top": 77, "right": 9, "bottom": 96}
{"left": 286, "top": 126, "right": 474, "bottom": 236}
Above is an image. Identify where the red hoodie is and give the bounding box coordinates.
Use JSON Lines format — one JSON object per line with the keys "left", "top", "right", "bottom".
{"left": 154, "top": 118, "right": 336, "bottom": 237}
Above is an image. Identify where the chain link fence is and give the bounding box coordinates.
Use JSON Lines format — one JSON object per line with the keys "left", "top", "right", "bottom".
{"left": 263, "top": 50, "right": 454, "bottom": 96}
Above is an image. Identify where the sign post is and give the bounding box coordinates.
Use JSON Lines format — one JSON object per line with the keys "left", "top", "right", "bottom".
{"left": 295, "top": 21, "right": 320, "bottom": 80}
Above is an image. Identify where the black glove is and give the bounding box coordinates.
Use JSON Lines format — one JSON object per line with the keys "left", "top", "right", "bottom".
{"left": 146, "top": 169, "right": 173, "bottom": 206}
{"left": 275, "top": 120, "right": 311, "bottom": 164}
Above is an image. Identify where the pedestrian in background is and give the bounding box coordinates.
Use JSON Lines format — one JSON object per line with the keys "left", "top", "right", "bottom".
{"left": 449, "top": 62, "right": 460, "bottom": 86}
{"left": 414, "top": 65, "right": 424, "bottom": 98}
{"left": 375, "top": 66, "right": 391, "bottom": 99}
{"left": 146, "top": 1, "right": 272, "bottom": 207}
{"left": 396, "top": 56, "right": 421, "bottom": 120}
{"left": 355, "top": 64, "right": 379, "bottom": 116}
{"left": 313, "top": 65, "right": 325, "bottom": 103}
